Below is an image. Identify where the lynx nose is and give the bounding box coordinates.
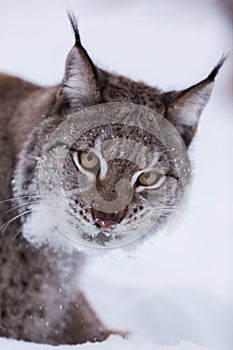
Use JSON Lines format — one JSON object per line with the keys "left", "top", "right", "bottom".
{"left": 91, "top": 209, "right": 125, "bottom": 230}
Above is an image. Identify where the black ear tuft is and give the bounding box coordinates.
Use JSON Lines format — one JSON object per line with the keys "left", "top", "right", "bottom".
{"left": 67, "top": 10, "right": 81, "bottom": 46}
{"left": 206, "top": 55, "right": 227, "bottom": 81}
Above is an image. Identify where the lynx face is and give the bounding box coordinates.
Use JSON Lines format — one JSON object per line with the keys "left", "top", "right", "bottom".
{"left": 60, "top": 122, "right": 180, "bottom": 246}
{"left": 12, "top": 14, "right": 223, "bottom": 250}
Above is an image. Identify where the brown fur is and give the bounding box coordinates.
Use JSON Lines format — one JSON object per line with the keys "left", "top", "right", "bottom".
{"left": 0, "top": 15, "right": 223, "bottom": 345}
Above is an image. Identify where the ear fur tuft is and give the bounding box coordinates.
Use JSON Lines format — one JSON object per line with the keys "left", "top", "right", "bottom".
{"left": 206, "top": 55, "right": 227, "bottom": 81}
{"left": 67, "top": 10, "right": 82, "bottom": 46}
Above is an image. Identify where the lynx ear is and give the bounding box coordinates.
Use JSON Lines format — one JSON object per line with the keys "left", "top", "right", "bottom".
{"left": 164, "top": 58, "right": 225, "bottom": 147}
{"left": 60, "top": 13, "right": 100, "bottom": 108}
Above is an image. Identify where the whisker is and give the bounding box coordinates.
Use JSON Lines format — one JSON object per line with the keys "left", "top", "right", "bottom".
{"left": 0, "top": 195, "right": 40, "bottom": 205}
{"left": 1, "top": 204, "right": 68, "bottom": 235}
{"left": 5, "top": 197, "right": 58, "bottom": 214}
{"left": 0, "top": 210, "right": 33, "bottom": 234}
{"left": 8, "top": 210, "right": 49, "bottom": 244}
{"left": 9, "top": 225, "right": 24, "bottom": 243}
{"left": 5, "top": 200, "right": 42, "bottom": 214}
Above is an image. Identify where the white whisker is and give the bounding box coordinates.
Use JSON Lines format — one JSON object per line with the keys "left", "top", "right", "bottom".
{"left": 9, "top": 225, "right": 24, "bottom": 243}
{"left": 0, "top": 210, "right": 33, "bottom": 234}
{"left": 5, "top": 200, "right": 42, "bottom": 214}
{"left": 0, "top": 195, "right": 40, "bottom": 205}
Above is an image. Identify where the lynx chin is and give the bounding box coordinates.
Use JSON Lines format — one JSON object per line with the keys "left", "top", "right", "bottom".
{"left": 0, "top": 12, "right": 224, "bottom": 346}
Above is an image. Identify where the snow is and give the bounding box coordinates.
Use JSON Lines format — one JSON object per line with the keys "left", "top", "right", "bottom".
{"left": 0, "top": 0, "right": 232, "bottom": 350}
{"left": 0, "top": 336, "right": 213, "bottom": 350}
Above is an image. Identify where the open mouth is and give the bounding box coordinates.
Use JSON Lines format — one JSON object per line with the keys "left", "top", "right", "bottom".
{"left": 91, "top": 208, "right": 126, "bottom": 230}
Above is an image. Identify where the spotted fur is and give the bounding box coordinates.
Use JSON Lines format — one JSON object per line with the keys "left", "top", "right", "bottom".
{"left": 0, "top": 14, "right": 223, "bottom": 345}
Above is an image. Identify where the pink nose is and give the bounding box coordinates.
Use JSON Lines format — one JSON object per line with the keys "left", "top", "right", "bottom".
{"left": 91, "top": 209, "right": 124, "bottom": 230}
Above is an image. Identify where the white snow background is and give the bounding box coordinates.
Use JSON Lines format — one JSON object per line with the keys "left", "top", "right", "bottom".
{"left": 0, "top": 0, "right": 232, "bottom": 349}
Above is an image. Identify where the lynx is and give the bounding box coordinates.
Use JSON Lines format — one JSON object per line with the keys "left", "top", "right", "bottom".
{"left": 0, "top": 14, "right": 223, "bottom": 345}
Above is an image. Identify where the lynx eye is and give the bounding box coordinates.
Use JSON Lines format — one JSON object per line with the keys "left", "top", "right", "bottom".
{"left": 138, "top": 171, "right": 159, "bottom": 186}
{"left": 80, "top": 151, "right": 99, "bottom": 171}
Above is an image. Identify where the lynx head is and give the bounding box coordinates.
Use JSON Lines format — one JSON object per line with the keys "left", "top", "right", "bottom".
{"left": 16, "top": 14, "right": 224, "bottom": 249}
